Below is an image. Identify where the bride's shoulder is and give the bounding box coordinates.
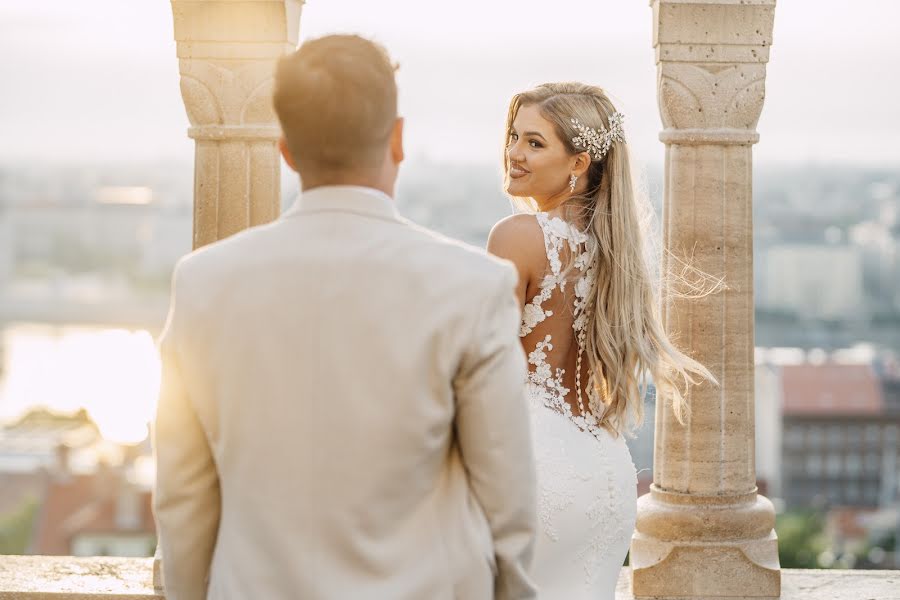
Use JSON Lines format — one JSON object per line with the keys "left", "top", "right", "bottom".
{"left": 486, "top": 213, "right": 546, "bottom": 271}
{"left": 488, "top": 213, "right": 543, "bottom": 245}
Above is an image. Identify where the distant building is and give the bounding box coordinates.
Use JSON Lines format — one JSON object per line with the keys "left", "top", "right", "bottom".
{"left": 509, "top": 345, "right": 900, "bottom": 514}
{"left": 884, "top": 377, "right": 900, "bottom": 416}
{"left": 854, "top": 225, "right": 898, "bottom": 312}
{"left": 0, "top": 409, "right": 155, "bottom": 557}
{"left": 780, "top": 363, "right": 900, "bottom": 509}
{"left": 755, "top": 358, "right": 784, "bottom": 499}
{"left": 29, "top": 466, "right": 155, "bottom": 556}
{"left": 0, "top": 409, "right": 100, "bottom": 474}
{"left": 2, "top": 199, "right": 190, "bottom": 287}
{"left": 759, "top": 244, "right": 865, "bottom": 320}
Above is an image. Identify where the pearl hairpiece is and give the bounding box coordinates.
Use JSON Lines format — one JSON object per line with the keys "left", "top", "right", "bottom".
{"left": 570, "top": 112, "right": 626, "bottom": 161}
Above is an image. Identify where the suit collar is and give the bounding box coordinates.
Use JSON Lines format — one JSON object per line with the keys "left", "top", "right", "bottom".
{"left": 283, "top": 185, "right": 400, "bottom": 222}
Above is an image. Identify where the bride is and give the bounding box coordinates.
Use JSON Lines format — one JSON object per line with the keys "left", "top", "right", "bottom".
{"left": 487, "top": 82, "right": 715, "bottom": 599}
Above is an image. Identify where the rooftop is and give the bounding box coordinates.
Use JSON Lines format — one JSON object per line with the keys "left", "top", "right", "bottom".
{"left": 782, "top": 363, "right": 884, "bottom": 417}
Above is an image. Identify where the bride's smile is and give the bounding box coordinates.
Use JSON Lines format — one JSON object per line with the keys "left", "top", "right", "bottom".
{"left": 505, "top": 103, "right": 591, "bottom": 210}
{"left": 509, "top": 163, "right": 529, "bottom": 178}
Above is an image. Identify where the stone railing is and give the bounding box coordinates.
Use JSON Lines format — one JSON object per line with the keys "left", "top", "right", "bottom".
{"left": 1, "top": 557, "right": 898, "bottom": 599}
{"left": 0, "top": 556, "right": 160, "bottom": 598}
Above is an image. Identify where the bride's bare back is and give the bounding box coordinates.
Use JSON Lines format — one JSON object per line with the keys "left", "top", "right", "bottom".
{"left": 488, "top": 211, "right": 594, "bottom": 421}
{"left": 488, "top": 209, "right": 638, "bottom": 599}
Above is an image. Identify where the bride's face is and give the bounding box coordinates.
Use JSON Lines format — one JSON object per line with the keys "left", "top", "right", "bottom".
{"left": 505, "top": 104, "right": 573, "bottom": 206}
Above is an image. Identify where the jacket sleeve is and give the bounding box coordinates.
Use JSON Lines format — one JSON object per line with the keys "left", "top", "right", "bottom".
{"left": 453, "top": 263, "right": 538, "bottom": 600}
{"left": 152, "top": 264, "right": 221, "bottom": 600}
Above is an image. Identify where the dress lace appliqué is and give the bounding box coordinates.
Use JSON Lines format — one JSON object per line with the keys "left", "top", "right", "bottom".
{"left": 519, "top": 212, "right": 637, "bottom": 593}
{"left": 527, "top": 335, "right": 569, "bottom": 400}
{"left": 520, "top": 212, "right": 600, "bottom": 436}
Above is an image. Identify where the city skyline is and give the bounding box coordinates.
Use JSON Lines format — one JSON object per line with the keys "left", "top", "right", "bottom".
{"left": 0, "top": 0, "right": 898, "bottom": 166}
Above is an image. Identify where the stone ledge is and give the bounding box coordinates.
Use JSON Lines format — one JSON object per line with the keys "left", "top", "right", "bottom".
{"left": 0, "top": 556, "right": 161, "bottom": 599}
{"left": 1, "top": 557, "right": 898, "bottom": 599}
{"left": 616, "top": 567, "right": 900, "bottom": 600}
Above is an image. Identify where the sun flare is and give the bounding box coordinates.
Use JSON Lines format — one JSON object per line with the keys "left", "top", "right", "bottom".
{"left": 0, "top": 324, "right": 161, "bottom": 445}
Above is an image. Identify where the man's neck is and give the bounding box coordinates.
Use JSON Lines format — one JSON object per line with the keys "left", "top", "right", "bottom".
{"left": 300, "top": 174, "right": 394, "bottom": 199}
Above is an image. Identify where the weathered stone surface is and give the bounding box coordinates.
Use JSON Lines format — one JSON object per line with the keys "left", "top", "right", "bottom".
{"left": 171, "top": 0, "right": 304, "bottom": 248}
{"left": 0, "top": 559, "right": 896, "bottom": 599}
{"left": 619, "top": 568, "right": 900, "bottom": 600}
{"left": 632, "top": 1, "right": 780, "bottom": 597}
{"left": 0, "top": 556, "right": 162, "bottom": 598}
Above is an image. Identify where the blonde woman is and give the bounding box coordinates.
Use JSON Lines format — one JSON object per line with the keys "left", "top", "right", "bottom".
{"left": 488, "top": 83, "right": 715, "bottom": 598}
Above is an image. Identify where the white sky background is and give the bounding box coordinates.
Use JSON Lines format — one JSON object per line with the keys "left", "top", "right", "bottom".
{"left": 0, "top": 0, "right": 898, "bottom": 167}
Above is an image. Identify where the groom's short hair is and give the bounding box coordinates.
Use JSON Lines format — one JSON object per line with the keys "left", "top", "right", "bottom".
{"left": 273, "top": 35, "right": 398, "bottom": 171}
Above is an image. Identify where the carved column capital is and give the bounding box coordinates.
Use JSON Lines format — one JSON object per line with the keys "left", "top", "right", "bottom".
{"left": 170, "top": 0, "right": 304, "bottom": 248}
{"left": 652, "top": 0, "right": 775, "bottom": 137}
{"left": 172, "top": 0, "right": 304, "bottom": 132}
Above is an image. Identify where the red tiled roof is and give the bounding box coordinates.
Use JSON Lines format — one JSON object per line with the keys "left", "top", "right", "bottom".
{"left": 781, "top": 363, "right": 883, "bottom": 416}
{"left": 30, "top": 472, "right": 155, "bottom": 555}
{"left": 827, "top": 507, "right": 875, "bottom": 539}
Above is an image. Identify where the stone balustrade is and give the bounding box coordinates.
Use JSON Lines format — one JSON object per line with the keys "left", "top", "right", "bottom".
{"left": 1, "top": 557, "right": 898, "bottom": 599}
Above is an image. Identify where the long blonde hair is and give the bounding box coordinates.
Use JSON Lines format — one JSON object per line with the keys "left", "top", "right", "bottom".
{"left": 504, "top": 82, "right": 718, "bottom": 436}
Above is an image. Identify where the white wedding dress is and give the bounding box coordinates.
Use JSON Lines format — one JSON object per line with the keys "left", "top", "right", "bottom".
{"left": 520, "top": 212, "right": 637, "bottom": 599}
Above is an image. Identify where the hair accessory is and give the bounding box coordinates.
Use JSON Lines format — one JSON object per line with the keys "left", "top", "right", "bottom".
{"left": 570, "top": 112, "right": 625, "bottom": 161}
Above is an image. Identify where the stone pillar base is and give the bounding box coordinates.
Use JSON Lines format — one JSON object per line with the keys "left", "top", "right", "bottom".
{"left": 631, "top": 489, "right": 781, "bottom": 598}
{"left": 632, "top": 535, "right": 780, "bottom": 598}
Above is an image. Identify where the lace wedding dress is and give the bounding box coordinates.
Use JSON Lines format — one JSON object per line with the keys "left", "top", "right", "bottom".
{"left": 520, "top": 212, "right": 637, "bottom": 599}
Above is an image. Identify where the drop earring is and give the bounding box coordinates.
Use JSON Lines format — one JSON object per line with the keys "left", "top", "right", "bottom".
{"left": 569, "top": 174, "right": 578, "bottom": 193}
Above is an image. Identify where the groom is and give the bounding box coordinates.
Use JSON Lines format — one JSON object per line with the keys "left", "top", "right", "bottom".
{"left": 153, "top": 34, "right": 537, "bottom": 599}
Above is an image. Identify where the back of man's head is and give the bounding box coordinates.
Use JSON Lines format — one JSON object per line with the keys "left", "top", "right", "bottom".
{"left": 273, "top": 35, "right": 398, "bottom": 177}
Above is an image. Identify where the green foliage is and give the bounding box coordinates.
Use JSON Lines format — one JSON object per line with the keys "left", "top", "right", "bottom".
{"left": 872, "top": 531, "right": 896, "bottom": 553}
{"left": 0, "top": 496, "right": 39, "bottom": 555}
{"left": 776, "top": 510, "right": 830, "bottom": 569}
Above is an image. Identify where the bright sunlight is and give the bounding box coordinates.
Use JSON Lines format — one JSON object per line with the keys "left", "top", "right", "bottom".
{"left": 0, "top": 324, "right": 161, "bottom": 444}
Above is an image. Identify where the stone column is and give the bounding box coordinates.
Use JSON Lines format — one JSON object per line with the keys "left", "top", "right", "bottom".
{"left": 172, "top": 0, "right": 304, "bottom": 249}
{"left": 631, "top": 1, "right": 780, "bottom": 597}
{"left": 155, "top": 1, "right": 303, "bottom": 588}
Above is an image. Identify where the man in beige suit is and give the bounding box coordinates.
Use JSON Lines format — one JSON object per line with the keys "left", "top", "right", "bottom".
{"left": 153, "top": 34, "right": 538, "bottom": 599}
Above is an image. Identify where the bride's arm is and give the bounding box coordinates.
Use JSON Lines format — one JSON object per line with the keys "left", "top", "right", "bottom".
{"left": 486, "top": 214, "right": 544, "bottom": 310}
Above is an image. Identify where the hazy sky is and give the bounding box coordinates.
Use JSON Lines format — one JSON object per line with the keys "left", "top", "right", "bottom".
{"left": 1, "top": 0, "right": 898, "bottom": 166}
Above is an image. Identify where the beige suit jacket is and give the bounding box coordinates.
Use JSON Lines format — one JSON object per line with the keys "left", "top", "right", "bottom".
{"left": 153, "top": 186, "right": 538, "bottom": 600}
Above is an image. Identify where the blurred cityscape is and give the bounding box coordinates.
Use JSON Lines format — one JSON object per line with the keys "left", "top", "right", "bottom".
{"left": 0, "top": 159, "right": 898, "bottom": 569}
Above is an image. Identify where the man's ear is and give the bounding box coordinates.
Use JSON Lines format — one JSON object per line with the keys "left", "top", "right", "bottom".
{"left": 279, "top": 137, "right": 298, "bottom": 172}
{"left": 390, "top": 117, "right": 404, "bottom": 165}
